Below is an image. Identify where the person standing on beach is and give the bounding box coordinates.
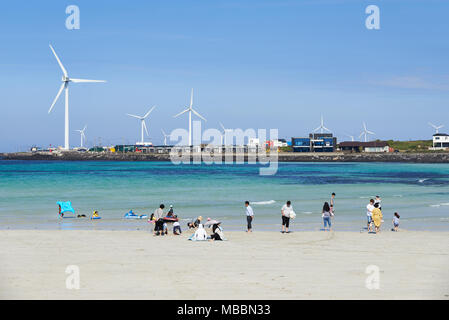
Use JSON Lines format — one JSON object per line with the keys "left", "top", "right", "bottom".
{"left": 153, "top": 204, "right": 165, "bottom": 236}
{"left": 322, "top": 202, "right": 332, "bottom": 231}
{"left": 371, "top": 203, "right": 383, "bottom": 234}
{"left": 245, "top": 201, "right": 254, "bottom": 232}
{"left": 281, "top": 201, "right": 293, "bottom": 233}
{"left": 374, "top": 196, "right": 382, "bottom": 210}
{"left": 392, "top": 212, "right": 400, "bottom": 232}
{"left": 366, "top": 199, "right": 375, "bottom": 232}
{"left": 330, "top": 193, "right": 336, "bottom": 212}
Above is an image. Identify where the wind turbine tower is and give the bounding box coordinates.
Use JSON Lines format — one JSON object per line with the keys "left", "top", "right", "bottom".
{"left": 126, "top": 106, "right": 156, "bottom": 145}
{"left": 173, "top": 88, "right": 207, "bottom": 146}
{"left": 47, "top": 44, "right": 106, "bottom": 150}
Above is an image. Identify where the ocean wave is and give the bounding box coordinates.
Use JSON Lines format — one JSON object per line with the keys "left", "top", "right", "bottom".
{"left": 418, "top": 178, "right": 429, "bottom": 183}
{"left": 430, "top": 204, "right": 441, "bottom": 207}
{"left": 252, "top": 200, "right": 276, "bottom": 205}
{"left": 440, "top": 203, "right": 449, "bottom": 206}
{"left": 302, "top": 211, "right": 313, "bottom": 215}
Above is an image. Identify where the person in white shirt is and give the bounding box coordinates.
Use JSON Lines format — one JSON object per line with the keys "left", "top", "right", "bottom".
{"left": 366, "top": 199, "right": 375, "bottom": 232}
{"left": 245, "top": 201, "right": 254, "bottom": 232}
{"left": 281, "top": 201, "right": 293, "bottom": 233}
{"left": 173, "top": 221, "right": 181, "bottom": 235}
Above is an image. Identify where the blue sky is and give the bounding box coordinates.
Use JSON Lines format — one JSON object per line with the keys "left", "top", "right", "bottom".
{"left": 1, "top": 0, "right": 448, "bottom": 151}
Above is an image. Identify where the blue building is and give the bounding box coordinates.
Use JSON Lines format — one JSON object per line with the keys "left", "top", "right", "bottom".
{"left": 292, "top": 133, "right": 337, "bottom": 152}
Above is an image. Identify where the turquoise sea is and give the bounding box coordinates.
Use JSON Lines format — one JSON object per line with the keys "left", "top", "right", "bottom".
{"left": 1, "top": 160, "right": 449, "bottom": 231}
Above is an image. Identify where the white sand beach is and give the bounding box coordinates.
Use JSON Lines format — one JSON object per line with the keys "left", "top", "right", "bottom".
{"left": 0, "top": 229, "right": 448, "bottom": 300}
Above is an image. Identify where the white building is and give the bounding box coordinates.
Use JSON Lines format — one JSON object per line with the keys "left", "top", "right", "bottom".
{"left": 431, "top": 133, "right": 449, "bottom": 150}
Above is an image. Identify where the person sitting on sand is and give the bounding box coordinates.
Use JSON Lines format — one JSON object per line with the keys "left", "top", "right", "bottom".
{"left": 371, "top": 203, "right": 383, "bottom": 234}
{"left": 187, "top": 216, "right": 202, "bottom": 229}
{"left": 281, "top": 201, "right": 293, "bottom": 234}
{"left": 210, "top": 223, "right": 224, "bottom": 241}
{"left": 167, "top": 205, "right": 174, "bottom": 217}
{"left": 392, "top": 212, "right": 400, "bottom": 232}
{"left": 322, "top": 202, "right": 332, "bottom": 231}
{"left": 192, "top": 223, "right": 208, "bottom": 241}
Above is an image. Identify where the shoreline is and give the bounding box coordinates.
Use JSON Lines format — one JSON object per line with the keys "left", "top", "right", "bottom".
{"left": 1, "top": 229, "right": 448, "bottom": 299}
{"left": 2, "top": 151, "right": 449, "bottom": 163}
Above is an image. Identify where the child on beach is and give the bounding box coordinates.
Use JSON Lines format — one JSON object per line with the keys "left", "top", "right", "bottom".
{"left": 392, "top": 212, "right": 400, "bottom": 232}
{"left": 322, "top": 202, "right": 332, "bottom": 231}
{"left": 173, "top": 221, "right": 182, "bottom": 235}
{"left": 366, "top": 199, "right": 375, "bottom": 232}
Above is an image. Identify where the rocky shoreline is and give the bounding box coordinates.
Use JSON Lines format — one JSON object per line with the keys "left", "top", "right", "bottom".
{"left": 1, "top": 151, "right": 449, "bottom": 163}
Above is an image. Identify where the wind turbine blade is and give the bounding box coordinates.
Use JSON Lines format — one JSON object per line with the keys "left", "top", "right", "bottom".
{"left": 428, "top": 122, "right": 436, "bottom": 128}
{"left": 363, "top": 122, "right": 367, "bottom": 130}
{"left": 49, "top": 44, "right": 68, "bottom": 77}
{"left": 70, "top": 78, "right": 106, "bottom": 83}
{"left": 192, "top": 108, "right": 206, "bottom": 121}
{"left": 323, "top": 126, "right": 331, "bottom": 132}
{"left": 359, "top": 132, "right": 364, "bottom": 138}
{"left": 48, "top": 83, "right": 65, "bottom": 113}
{"left": 83, "top": 125, "right": 87, "bottom": 132}
{"left": 173, "top": 108, "right": 189, "bottom": 118}
{"left": 313, "top": 126, "right": 321, "bottom": 132}
{"left": 190, "top": 88, "right": 194, "bottom": 108}
{"left": 126, "top": 113, "right": 142, "bottom": 119}
{"left": 219, "top": 122, "right": 226, "bottom": 131}
{"left": 161, "top": 129, "right": 167, "bottom": 136}
{"left": 367, "top": 130, "right": 375, "bottom": 135}
{"left": 143, "top": 121, "right": 149, "bottom": 136}
{"left": 143, "top": 105, "right": 156, "bottom": 119}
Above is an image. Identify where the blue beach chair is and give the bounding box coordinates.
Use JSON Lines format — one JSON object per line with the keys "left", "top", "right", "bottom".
{"left": 57, "top": 201, "right": 75, "bottom": 218}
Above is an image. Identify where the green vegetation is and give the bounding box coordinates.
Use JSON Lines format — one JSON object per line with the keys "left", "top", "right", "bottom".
{"left": 386, "top": 140, "right": 433, "bottom": 152}
{"left": 279, "top": 146, "right": 293, "bottom": 152}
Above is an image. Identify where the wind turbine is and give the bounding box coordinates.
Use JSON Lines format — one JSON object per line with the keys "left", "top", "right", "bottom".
{"left": 359, "top": 122, "right": 375, "bottom": 142}
{"left": 173, "top": 88, "right": 206, "bottom": 146}
{"left": 126, "top": 106, "right": 156, "bottom": 145}
{"left": 161, "top": 129, "right": 171, "bottom": 146}
{"left": 345, "top": 134, "right": 355, "bottom": 142}
{"left": 219, "top": 122, "right": 233, "bottom": 145}
{"left": 47, "top": 44, "right": 106, "bottom": 150}
{"left": 75, "top": 125, "right": 87, "bottom": 148}
{"left": 313, "top": 115, "right": 331, "bottom": 134}
{"left": 428, "top": 122, "right": 444, "bottom": 134}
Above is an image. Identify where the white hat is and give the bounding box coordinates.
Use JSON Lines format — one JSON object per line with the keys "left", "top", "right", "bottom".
{"left": 170, "top": 205, "right": 173, "bottom": 208}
